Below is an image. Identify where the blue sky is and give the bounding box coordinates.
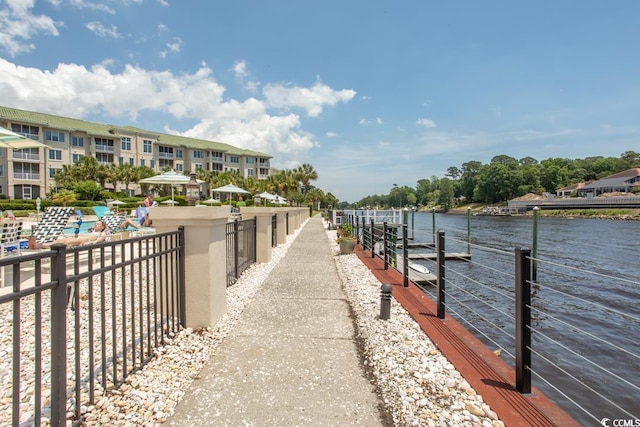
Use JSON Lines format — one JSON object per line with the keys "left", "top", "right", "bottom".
{"left": 1, "top": 0, "right": 639, "bottom": 202}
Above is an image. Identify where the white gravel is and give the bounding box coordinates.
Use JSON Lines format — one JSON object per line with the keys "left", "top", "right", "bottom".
{"left": 11, "top": 218, "right": 503, "bottom": 426}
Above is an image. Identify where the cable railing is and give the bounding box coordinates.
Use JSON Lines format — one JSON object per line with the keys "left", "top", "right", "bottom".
{"left": 353, "top": 213, "right": 639, "bottom": 425}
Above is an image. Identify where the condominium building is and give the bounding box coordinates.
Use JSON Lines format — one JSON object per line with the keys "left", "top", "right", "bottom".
{"left": 0, "top": 106, "right": 271, "bottom": 199}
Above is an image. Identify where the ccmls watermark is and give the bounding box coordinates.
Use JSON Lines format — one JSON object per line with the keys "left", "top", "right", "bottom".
{"left": 600, "top": 418, "right": 640, "bottom": 427}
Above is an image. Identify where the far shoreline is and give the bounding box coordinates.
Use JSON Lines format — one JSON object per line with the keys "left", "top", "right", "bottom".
{"left": 439, "top": 205, "right": 640, "bottom": 221}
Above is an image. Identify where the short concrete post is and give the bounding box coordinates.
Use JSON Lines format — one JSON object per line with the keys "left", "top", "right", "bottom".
{"left": 240, "top": 208, "right": 274, "bottom": 263}
{"left": 149, "top": 206, "right": 230, "bottom": 328}
{"left": 380, "top": 283, "right": 392, "bottom": 320}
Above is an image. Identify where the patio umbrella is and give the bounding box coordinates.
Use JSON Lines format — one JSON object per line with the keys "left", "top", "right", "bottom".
{"left": 108, "top": 199, "right": 127, "bottom": 212}
{"left": 139, "top": 170, "right": 202, "bottom": 202}
{"left": 203, "top": 198, "right": 220, "bottom": 205}
{"left": 0, "top": 126, "right": 48, "bottom": 150}
{"left": 211, "top": 183, "right": 249, "bottom": 202}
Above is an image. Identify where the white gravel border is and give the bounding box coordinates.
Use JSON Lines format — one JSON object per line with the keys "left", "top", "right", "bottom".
{"left": 82, "top": 219, "right": 504, "bottom": 426}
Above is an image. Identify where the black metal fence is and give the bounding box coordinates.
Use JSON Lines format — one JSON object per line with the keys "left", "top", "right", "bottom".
{"left": 0, "top": 229, "right": 185, "bottom": 426}
{"left": 363, "top": 221, "right": 639, "bottom": 425}
{"left": 271, "top": 214, "right": 277, "bottom": 247}
{"left": 226, "top": 218, "right": 257, "bottom": 286}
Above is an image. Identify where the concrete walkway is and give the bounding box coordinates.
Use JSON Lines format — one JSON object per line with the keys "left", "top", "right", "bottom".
{"left": 167, "top": 217, "right": 389, "bottom": 427}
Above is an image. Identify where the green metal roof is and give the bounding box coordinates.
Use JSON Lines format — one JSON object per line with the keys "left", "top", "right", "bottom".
{"left": 0, "top": 105, "right": 272, "bottom": 158}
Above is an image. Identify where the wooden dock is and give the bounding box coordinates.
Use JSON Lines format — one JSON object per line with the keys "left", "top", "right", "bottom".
{"left": 408, "top": 252, "right": 471, "bottom": 261}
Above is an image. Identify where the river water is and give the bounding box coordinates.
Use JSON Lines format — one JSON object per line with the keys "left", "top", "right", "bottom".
{"left": 404, "top": 212, "right": 639, "bottom": 425}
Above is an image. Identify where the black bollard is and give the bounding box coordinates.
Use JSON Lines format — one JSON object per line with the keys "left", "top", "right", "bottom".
{"left": 380, "top": 283, "right": 392, "bottom": 320}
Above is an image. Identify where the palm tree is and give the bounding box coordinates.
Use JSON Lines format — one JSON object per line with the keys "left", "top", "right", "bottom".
{"left": 296, "top": 163, "right": 318, "bottom": 195}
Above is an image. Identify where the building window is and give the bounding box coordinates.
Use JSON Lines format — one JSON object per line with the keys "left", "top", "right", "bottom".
{"left": 49, "top": 167, "right": 59, "bottom": 178}
{"left": 176, "top": 149, "right": 183, "bottom": 159}
{"left": 246, "top": 156, "right": 255, "bottom": 164}
{"left": 49, "top": 149, "right": 62, "bottom": 161}
{"left": 212, "top": 151, "right": 223, "bottom": 160}
{"left": 158, "top": 146, "right": 174, "bottom": 157}
{"left": 0, "top": 165, "right": 3, "bottom": 177}
{"left": 129, "top": 158, "right": 134, "bottom": 166}
{"left": 96, "top": 152, "right": 113, "bottom": 163}
{"left": 229, "top": 156, "right": 239, "bottom": 164}
{"left": 247, "top": 169, "right": 254, "bottom": 176}
{"left": 72, "top": 136, "right": 84, "bottom": 147}
{"left": 118, "top": 157, "right": 123, "bottom": 165}
{"left": 143, "top": 139, "right": 153, "bottom": 153}
{"left": 11, "top": 124, "right": 39, "bottom": 139}
{"left": 72, "top": 154, "right": 83, "bottom": 162}
{"left": 212, "top": 163, "right": 223, "bottom": 172}
{"left": 121, "top": 136, "right": 132, "bottom": 151}
{"left": 150, "top": 159, "right": 155, "bottom": 168}
{"left": 176, "top": 163, "right": 183, "bottom": 172}
{"left": 140, "top": 159, "right": 145, "bottom": 167}
{"left": 194, "top": 163, "right": 203, "bottom": 171}
{"left": 45, "top": 130, "right": 65, "bottom": 142}
{"left": 193, "top": 150, "right": 203, "bottom": 159}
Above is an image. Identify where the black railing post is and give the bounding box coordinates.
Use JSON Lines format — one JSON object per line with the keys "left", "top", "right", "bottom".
{"left": 515, "top": 247, "right": 532, "bottom": 394}
{"left": 402, "top": 225, "right": 409, "bottom": 287}
{"left": 234, "top": 220, "right": 239, "bottom": 280}
{"left": 437, "top": 230, "right": 446, "bottom": 319}
{"left": 50, "top": 243, "right": 68, "bottom": 427}
{"left": 383, "top": 222, "right": 388, "bottom": 270}
{"left": 177, "top": 226, "right": 186, "bottom": 327}
{"left": 370, "top": 219, "right": 375, "bottom": 258}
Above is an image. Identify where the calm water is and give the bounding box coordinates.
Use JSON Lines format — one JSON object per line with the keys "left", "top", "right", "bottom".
{"left": 406, "top": 212, "right": 639, "bottom": 425}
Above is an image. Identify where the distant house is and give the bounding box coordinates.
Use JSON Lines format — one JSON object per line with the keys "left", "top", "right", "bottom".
{"left": 556, "top": 181, "right": 593, "bottom": 198}
{"left": 556, "top": 168, "right": 640, "bottom": 197}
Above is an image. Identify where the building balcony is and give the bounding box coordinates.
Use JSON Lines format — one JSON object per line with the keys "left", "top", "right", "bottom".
{"left": 95, "top": 144, "right": 115, "bottom": 152}
{"left": 14, "top": 173, "right": 41, "bottom": 180}
{"left": 158, "top": 152, "right": 174, "bottom": 159}
{"left": 12, "top": 152, "right": 40, "bottom": 161}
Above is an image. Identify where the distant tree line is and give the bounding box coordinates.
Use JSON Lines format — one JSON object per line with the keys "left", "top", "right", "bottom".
{"left": 352, "top": 151, "right": 640, "bottom": 210}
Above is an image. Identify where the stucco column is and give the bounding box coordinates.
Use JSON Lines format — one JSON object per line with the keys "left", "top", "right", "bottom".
{"left": 239, "top": 207, "right": 274, "bottom": 263}
{"left": 275, "top": 209, "right": 287, "bottom": 244}
{"left": 150, "top": 206, "right": 229, "bottom": 328}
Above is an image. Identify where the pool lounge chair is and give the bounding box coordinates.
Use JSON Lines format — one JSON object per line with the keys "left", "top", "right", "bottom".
{"left": 92, "top": 206, "right": 113, "bottom": 219}
{"left": 0, "top": 219, "right": 24, "bottom": 256}
{"left": 30, "top": 207, "right": 75, "bottom": 246}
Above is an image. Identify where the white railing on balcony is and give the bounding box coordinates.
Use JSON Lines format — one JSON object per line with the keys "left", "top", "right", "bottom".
{"left": 14, "top": 172, "right": 41, "bottom": 180}
{"left": 95, "top": 144, "right": 114, "bottom": 152}
{"left": 12, "top": 152, "right": 40, "bottom": 161}
{"left": 17, "top": 132, "right": 40, "bottom": 141}
{"left": 158, "top": 152, "right": 174, "bottom": 159}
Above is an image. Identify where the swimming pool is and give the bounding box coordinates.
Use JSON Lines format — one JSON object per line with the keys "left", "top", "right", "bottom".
{"left": 63, "top": 220, "right": 96, "bottom": 235}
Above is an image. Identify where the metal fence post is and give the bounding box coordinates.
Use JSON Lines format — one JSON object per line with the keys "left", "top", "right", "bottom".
{"left": 402, "top": 225, "right": 409, "bottom": 287}
{"left": 515, "top": 247, "right": 532, "bottom": 394}
{"left": 178, "top": 226, "right": 186, "bottom": 327}
{"left": 383, "top": 222, "right": 388, "bottom": 270}
{"left": 370, "top": 219, "right": 375, "bottom": 258}
{"left": 437, "top": 230, "right": 446, "bottom": 319}
{"left": 234, "top": 220, "right": 239, "bottom": 280}
{"left": 50, "top": 243, "right": 68, "bottom": 427}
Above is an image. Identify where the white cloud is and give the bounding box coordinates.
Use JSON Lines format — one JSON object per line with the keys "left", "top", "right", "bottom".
{"left": 326, "top": 131, "right": 337, "bottom": 137}
{"left": 263, "top": 81, "right": 356, "bottom": 117}
{"left": 160, "top": 37, "right": 182, "bottom": 57}
{"left": 156, "top": 0, "right": 169, "bottom": 6}
{"left": 376, "top": 117, "right": 383, "bottom": 125}
{"left": 0, "top": 0, "right": 61, "bottom": 56}
{"left": 233, "top": 60, "right": 248, "bottom": 80}
{"left": 416, "top": 117, "right": 436, "bottom": 128}
{"left": 65, "top": 0, "right": 115, "bottom": 14}
{"left": 0, "top": 58, "right": 348, "bottom": 172}
{"left": 86, "top": 22, "right": 120, "bottom": 38}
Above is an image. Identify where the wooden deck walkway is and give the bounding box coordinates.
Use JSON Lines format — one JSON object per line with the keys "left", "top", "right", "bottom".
{"left": 354, "top": 244, "right": 579, "bottom": 427}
